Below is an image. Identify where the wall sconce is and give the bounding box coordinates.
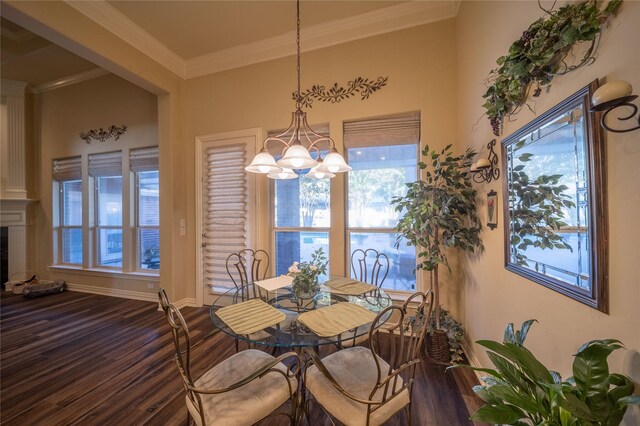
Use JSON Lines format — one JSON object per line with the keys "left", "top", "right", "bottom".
{"left": 590, "top": 80, "right": 639, "bottom": 133}
{"left": 471, "top": 139, "right": 500, "bottom": 183}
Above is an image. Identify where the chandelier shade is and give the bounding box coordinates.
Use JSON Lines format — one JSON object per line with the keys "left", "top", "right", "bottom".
{"left": 244, "top": 0, "right": 349, "bottom": 180}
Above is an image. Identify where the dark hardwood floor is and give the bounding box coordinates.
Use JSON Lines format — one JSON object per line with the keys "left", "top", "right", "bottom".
{"left": 0, "top": 291, "right": 483, "bottom": 425}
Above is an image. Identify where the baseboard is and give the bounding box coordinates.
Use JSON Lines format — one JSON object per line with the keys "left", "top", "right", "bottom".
{"left": 461, "top": 339, "right": 486, "bottom": 383}
{"left": 66, "top": 282, "right": 157, "bottom": 303}
{"left": 173, "top": 298, "right": 197, "bottom": 309}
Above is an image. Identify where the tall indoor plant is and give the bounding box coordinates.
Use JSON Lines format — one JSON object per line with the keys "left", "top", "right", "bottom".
{"left": 392, "top": 144, "right": 484, "bottom": 361}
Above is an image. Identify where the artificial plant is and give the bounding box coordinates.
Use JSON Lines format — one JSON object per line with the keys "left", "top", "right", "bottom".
{"left": 456, "top": 320, "right": 640, "bottom": 425}
{"left": 392, "top": 144, "right": 484, "bottom": 330}
{"left": 483, "top": 0, "right": 623, "bottom": 136}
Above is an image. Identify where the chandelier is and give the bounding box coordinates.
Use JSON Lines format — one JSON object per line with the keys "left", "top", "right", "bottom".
{"left": 245, "top": 0, "right": 351, "bottom": 180}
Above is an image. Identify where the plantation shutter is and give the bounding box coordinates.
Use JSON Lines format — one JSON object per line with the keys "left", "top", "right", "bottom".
{"left": 130, "top": 146, "right": 159, "bottom": 172}
{"left": 88, "top": 151, "right": 122, "bottom": 177}
{"left": 202, "top": 143, "right": 248, "bottom": 289}
{"left": 343, "top": 112, "right": 420, "bottom": 148}
{"left": 52, "top": 156, "right": 82, "bottom": 181}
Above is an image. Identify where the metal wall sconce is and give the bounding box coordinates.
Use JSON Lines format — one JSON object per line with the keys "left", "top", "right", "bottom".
{"left": 590, "top": 80, "right": 639, "bottom": 133}
{"left": 471, "top": 139, "right": 500, "bottom": 183}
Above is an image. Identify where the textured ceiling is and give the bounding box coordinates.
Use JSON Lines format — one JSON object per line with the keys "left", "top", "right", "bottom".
{"left": 106, "top": 1, "right": 403, "bottom": 59}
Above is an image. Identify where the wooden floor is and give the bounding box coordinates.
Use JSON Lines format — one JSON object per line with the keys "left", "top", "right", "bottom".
{"left": 0, "top": 290, "right": 483, "bottom": 425}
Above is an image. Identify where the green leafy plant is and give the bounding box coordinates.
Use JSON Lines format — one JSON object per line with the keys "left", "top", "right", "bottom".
{"left": 392, "top": 144, "right": 484, "bottom": 329}
{"left": 508, "top": 147, "right": 576, "bottom": 266}
{"left": 455, "top": 320, "right": 640, "bottom": 425}
{"left": 288, "top": 247, "right": 328, "bottom": 298}
{"left": 483, "top": 0, "right": 622, "bottom": 136}
{"left": 427, "top": 308, "right": 465, "bottom": 364}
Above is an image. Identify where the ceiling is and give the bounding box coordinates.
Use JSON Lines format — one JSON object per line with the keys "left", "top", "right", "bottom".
{"left": 1, "top": 0, "right": 459, "bottom": 87}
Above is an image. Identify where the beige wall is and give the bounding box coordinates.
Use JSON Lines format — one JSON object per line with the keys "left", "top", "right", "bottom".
{"left": 456, "top": 2, "right": 640, "bottom": 423}
{"left": 35, "top": 73, "right": 159, "bottom": 293}
{"left": 182, "top": 20, "right": 460, "bottom": 305}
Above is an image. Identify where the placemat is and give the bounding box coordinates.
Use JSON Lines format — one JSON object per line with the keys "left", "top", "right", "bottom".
{"left": 297, "top": 302, "right": 377, "bottom": 337}
{"left": 325, "top": 277, "right": 377, "bottom": 295}
{"left": 215, "top": 299, "right": 285, "bottom": 335}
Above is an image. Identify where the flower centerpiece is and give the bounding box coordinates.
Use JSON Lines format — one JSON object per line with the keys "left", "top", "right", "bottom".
{"left": 288, "top": 248, "right": 328, "bottom": 300}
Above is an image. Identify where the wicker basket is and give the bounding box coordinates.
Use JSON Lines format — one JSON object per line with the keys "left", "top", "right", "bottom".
{"left": 425, "top": 329, "right": 450, "bottom": 364}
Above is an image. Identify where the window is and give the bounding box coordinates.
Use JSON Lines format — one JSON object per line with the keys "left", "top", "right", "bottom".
{"left": 53, "top": 157, "right": 83, "bottom": 265}
{"left": 90, "top": 152, "right": 123, "bottom": 268}
{"left": 345, "top": 113, "right": 420, "bottom": 291}
{"left": 131, "top": 147, "right": 160, "bottom": 271}
{"left": 271, "top": 126, "right": 330, "bottom": 276}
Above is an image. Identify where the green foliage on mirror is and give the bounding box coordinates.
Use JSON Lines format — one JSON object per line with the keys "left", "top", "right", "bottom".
{"left": 508, "top": 147, "right": 575, "bottom": 266}
{"left": 483, "top": 0, "right": 622, "bottom": 136}
{"left": 451, "top": 320, "right": 640, "bottom": 425}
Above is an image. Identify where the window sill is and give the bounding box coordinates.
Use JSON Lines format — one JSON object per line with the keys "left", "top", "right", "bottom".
{"left": 48, "top": 265, "right": 159, "bottom": 282}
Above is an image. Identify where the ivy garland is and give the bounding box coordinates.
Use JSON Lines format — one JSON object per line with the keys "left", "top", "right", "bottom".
{"left": 483, "top": 0, "right": 622, "bottom": 136}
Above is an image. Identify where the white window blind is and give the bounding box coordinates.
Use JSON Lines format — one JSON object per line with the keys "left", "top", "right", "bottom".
{"left": 89, "top": 151, "right": 122, "bottom": 177}
{"left": 52, "top": 156, "right": 82, "bottom": 181}
{"left": 344, "top": 112, "right": 420, "bottom": 148}
{"left": 202, "top": 144, "right": 248, "bottom": 289}
{"left": 130, "top": 146, "right": 159, "bottom": 172}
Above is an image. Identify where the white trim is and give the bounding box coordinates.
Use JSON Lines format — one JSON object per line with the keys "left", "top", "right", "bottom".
{"left": 65, "top": 281, "right": 157, "bottom": 302}
{"left": 64, "top": 0, "right": 185, "bottom": 78}
{"left": 185, "top": 1, "right": 460, "bottom": 78}
{"left": 461, "top": 339, "right": 485, "bottom": 382}
{"left": 173, "top": 298, "right": 198, "bottom": 309}
{"left": 32, "top": 68, "right": 110, "bottom": 93}
{"left": 48, "top": 264, "right": 159, "bottom": 282}
{"left": 62, "top": 0, "right": 459, "bottom": 80}
{"left": 1, "top": 79, "right": 28, "bottom": 97}
{"left": 195, "top": 128, "right": 261, "bottom": 307}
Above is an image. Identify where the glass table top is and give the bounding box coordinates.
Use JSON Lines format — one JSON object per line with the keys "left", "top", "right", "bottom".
{"left": 209, "top": 278, "right": 392, "bottom": 348}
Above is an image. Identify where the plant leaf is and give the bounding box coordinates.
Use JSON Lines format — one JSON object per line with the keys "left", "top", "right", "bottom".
{"left": 470, "top": 404, "right": 526, "bottom": 424}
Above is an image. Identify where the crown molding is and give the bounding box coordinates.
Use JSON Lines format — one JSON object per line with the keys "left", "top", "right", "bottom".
{"left": 31, "top": 67, "right": 110, "bottom": 93}
{"left": 64, "top": 0, "right": 185, "bottom": 78}
{"left": 186, "top": 0, "right": 461, "bottom": 79}
{"left": 1, "top": 79, "right": 28, "bottom": 97}
{"left": 63, "top": 0, "right": 460, "bottom": 80}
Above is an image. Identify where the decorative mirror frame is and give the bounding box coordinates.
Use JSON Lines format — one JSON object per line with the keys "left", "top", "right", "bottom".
{"left": 501, "top": 80, "right": 608, "bottom": 313}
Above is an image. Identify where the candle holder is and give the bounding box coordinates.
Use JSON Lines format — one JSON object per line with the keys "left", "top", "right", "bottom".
{"left": 590, "top": 80, "right": 640, "bottom": 133}
{"left": 471, "top": 139, "right": 500, "bottom": 183}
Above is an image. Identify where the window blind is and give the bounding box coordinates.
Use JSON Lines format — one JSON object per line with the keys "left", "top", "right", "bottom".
{"left": 89, "top": 151, "right": 122, "bottom": 177}
{"left": 52, "top": 156, "right": 82, "bottom": 181}
{"left": 202, "top": 143, "right": 248, "bottom": 289}
{"left": 343, "top": 112, "right": 420, "bottom": 148}
{"left": 130, "top": 146, "right": 159, "bottom": 172}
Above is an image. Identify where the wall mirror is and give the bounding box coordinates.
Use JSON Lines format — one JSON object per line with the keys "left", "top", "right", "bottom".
{"left": 502, "top": 80, "right": 608, "bottom": 313}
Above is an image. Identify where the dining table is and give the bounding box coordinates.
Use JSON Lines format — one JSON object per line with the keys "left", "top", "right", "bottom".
{"left": 209, "top": 275, "right": 393, "bottom": 350}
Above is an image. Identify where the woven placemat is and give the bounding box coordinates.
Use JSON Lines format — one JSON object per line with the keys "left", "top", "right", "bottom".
{"left": 215, "top": 299, "right": 285, "bottom": 335}
{"left": 298, "top": 302, "right": 377, "bottom": 337}
{"left": 325, "top": 277, "right": 377, "bottom": 295}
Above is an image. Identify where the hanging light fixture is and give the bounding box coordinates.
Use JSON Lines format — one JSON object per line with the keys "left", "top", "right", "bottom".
{"left": 245, "top": 0, "right": 351, "bottom": 179}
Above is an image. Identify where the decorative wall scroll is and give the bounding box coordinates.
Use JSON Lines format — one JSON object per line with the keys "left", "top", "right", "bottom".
{"left": 487, "top": 190, "right": 498, "bottom": 230}
{"left": 79, "top": 125, "right": 127, "bottom": 144}
{"left": 293, "top": 76, "right": 388, "bottom": 108}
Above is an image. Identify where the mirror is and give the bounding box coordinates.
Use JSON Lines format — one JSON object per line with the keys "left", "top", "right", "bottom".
{"left": 502, "top": 80, "right": 608, "bottom": 313}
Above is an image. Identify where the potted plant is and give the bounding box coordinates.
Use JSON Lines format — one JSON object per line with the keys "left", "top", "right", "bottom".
{"left": 287, "top": 247, "right": 328, "bottom": 300}
{"left": 392, "top": 144, "right": 483, "bottom": 363}
{"left": 455, "top": 320, "right": 640, "bottom": 425}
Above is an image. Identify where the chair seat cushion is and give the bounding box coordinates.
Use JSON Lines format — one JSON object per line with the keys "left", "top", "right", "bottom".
{"left": 305, "top": 346, "right": 410, "bottom": 426}
{"left": 186, "top": 349, "right": 296, "bottom": 426}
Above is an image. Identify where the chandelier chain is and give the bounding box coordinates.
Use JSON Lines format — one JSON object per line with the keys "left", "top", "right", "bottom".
{"left": 296, "top": 0, "right": 301, "bottom": 109}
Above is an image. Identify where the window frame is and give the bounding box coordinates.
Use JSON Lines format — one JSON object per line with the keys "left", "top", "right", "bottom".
{"left": 58, "top": 179, "right": 83, "bottom": 266}
{"left": 344, "top": 143, "right": 421, "bottom": 293}
{"left": 134, "top": 169, "right": 160, "bottom": 273}
{"left": 93, "top": 175, "right": 123, "bottom": 269}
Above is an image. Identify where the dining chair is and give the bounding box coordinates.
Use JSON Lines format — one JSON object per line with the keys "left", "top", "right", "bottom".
{"left": 350, "top": 248, "right": 390, "bottom": 288}
{"left": 226, "top": 249, "right": 270, "bottom": 302}
{"left": 303, "top": 290, "right": 434, "bottom": 426}
{"left": 157, "top": 290, "right": 301, "bottom": 426}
